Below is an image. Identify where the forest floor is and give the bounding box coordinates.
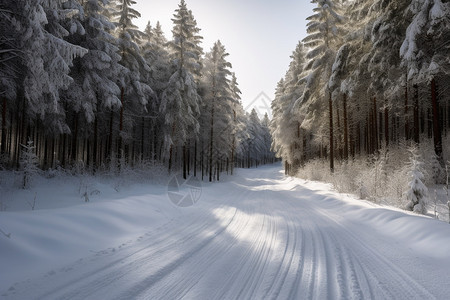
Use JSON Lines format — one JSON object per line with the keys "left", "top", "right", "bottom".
{"left": 1, "top": 164, "right": 450, "bottom": 299}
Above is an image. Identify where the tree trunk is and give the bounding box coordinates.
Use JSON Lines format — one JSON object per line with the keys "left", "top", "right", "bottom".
{"left": 384, "top": 104, "right": 389, "bottom": 147}
{"left": 343, "top": 93, "right": 349, "bottom": 160}
{"left": 71, "top": 113, "right": 78, "bottom": 163}
{"left": 183, "top": 144, "right": 187, "bottom": 179}
{"left": 187, "top": 142, "right": 190, "bottom": 176}
{"left": 108, "top": 109, "right": 113, "bottom": 162}
{"left": 329, "top": 92, "right": 334, "bottom": 172}
{"left": 141, "top": 116, "right": 145, "bottom": 161}
{"left": 50, "top": 138, "right": 55, "bottom": 169}
{"left": 119, "top": 87, "right": 124, "bottom": 170}
{"left": 373, "top": 97, "right": 378, "bottom": 152}
{"left": 431, "top": 78, "right": 442, "bottom": 159}
{"left": 194, "top": 140, "right": 197, "bottom": 177}
{"left": 336, "top": 101, "right": 342, "bottom": 160}
{"left": 405, "top": 79, "right": 409, "bottom": 140}
{"left": 61, "top": 133, "right": 67, "bottom": 169}
{"left": 209, "top": 101, "right": 214, "bottom": 182}
{"left": 93, "top": 114, "right": 98, "bottom": 173}
{"left": 1, "top": 98, "right": 6, "bottom": 155}
{"left": 168, "top": 145, "right": 173, "bottom": 173}
{"left": 413, "top": 84, "right": 420, "bottom": 144}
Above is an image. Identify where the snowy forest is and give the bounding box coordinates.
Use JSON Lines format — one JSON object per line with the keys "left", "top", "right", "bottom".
{"left": 271, "top": 0, "right": 450, "bottom": 215}
{"left": 2, "top": 1, "right": 450, "bottom": 298}
{"left": 0, "top": 0, "right": 275, "bottom": 182}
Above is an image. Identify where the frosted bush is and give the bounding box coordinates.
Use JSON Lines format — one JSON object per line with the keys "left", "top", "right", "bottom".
{"left": 294, "top": 140, "right": 442, "bottom": 214}
{"left": 20, "top": 140, "right": 40, "bottom": 189}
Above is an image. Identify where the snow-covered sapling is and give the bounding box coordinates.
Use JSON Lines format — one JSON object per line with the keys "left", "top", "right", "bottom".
{"left": 26, "top": 192, "right": 37, "bottom": 210}
{"left": 432, "top": 190, "right": 438, "bottom": 220}
{"left": 20, "top": 140, "right": 39, "bottom": 189}
{"left": 405, "top": 148, "right": 428, "bottom": 214}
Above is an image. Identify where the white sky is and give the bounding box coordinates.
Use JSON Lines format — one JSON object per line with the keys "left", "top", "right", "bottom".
{"left": 133, "top": 0, "right": 315, "bottom": 114}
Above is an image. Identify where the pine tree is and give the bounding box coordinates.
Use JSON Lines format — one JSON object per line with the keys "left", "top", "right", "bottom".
{"left": 36, "top": 0, "right": 88, "bottom": 134}
{"left": 301, "top": 0, "right": 344, "bottom": 172}
{"left": 161, "top": 0, "right": 202, "bottom": 174}
{"left": 271, "top": 42, "right": 308, "bottom": 173}
{"left": 229, "top": 73, "right": 244, "bottom": 175}
{"left": 201, "top": 41, "right": 233, "bottom": 181}
{"left": 405, "top": 147, "right": 428, "bottom": 214}
{"left": 20, "top": 140, "right": 39, "bottom": 189}
{"left": 112, "top": 0, "right": 153, "bottom": 169}
{"left": 64, "top": 0, "right": 123, "bottom": 170}
{"left": 401, "top": 0, "right": 450, "bottom": 160}
{"left": 0, "top": 1, "right": 23, "bottom": 158}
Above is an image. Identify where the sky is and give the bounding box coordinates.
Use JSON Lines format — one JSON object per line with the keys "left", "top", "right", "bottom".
{"left": 133, "top": 0, "right": 316, "bottom": 116}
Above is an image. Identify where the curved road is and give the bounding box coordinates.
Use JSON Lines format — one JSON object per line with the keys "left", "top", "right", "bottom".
{"left": 3, "top": 166, "right": 449, "bottom": 299}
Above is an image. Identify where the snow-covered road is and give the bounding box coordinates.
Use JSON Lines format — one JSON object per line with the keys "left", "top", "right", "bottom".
{"left": 2, "top": 165, "right": 450, "bottom": 299}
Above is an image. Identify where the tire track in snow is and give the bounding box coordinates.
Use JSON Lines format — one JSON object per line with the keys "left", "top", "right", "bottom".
{"left": 6, "top": 188, "right": 245, "bottom": 300}
{"left": 3, "top": 167, "right": 444, "bottom": 300}
{"left": 311, "top": 203, "right": 435, "bottom": 300}
{"left": 136, "top": 189, "right": 255, "bottom": 300}
{"left": 210, "top": 190, "right": 278, "bottom": 300}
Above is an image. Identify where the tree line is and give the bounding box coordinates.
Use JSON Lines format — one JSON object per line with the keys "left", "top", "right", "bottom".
{"left": 0, "top": 0, "right": 275, "bottom": 181}
{"left": 271, "top": 0, "right": 450, "bottom": 177}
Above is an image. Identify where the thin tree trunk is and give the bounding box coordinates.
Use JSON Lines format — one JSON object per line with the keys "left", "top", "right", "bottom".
{"left": 194, "top": 140, "right": 197, "bottom": 177}
{"left": 384, "top": 104, "right": 389, "bottom": 147}
{"left": 187, "top": 141, "right": 190, "bottom": 176}
{"left": 329, "top": 91, "right": 334, "bottom": 172}
{"left": 141, "top": 116, "right": 145, "bottom": 161}
{"left": 108, "top": 109, "right": 113, "bottom": 162}
{"left": 61, "top": 133, "right": 67, "bottom": 169}
{"left": 168, "top": 124, "right": 176, "bottom": 173}
{"left": 71, "top": 113, "right": 79, "bottom": 164}
{"left": 413, "top": 84, "right": 420, "bottom": 144}
{"left": 209, "top": 101, "right": 214, "bottom": 182}
{"left": 119, "top": 87, "right": 124, "bottom": 170}
{"left": 168, "top": 145, "right": 173, "bottom": 173}
{"left": 50, "top": 138, "right": 55, "bottom": 169}
{"left": 336, "top": 101, "right": 342, "bottom": 160}
{"left": 431, "top": 78, "right": 442, "bottom": 159}
{"left": 373, "top": 97, "right": 378, "bottom": 152}
{"left": 183, "top": 144, "right": 187, "bottom": 179}
{"left": 405, "top": 79, "right": 409, "bottom": 140}
{"left": 1, "top": 98, "right": 6, "bottom": 155}
{"left": 93, "top": 114, "right": 98, "bottom": 173}
{"left": 343, "top": 93, "right": 349, "bottom": 160}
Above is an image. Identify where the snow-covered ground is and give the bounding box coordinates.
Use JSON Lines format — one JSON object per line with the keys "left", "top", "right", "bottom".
{"left": 1, "top": 164, "right": 450, "bottom": 299}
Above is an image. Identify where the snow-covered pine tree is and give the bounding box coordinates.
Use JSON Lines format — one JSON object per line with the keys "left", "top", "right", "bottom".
{"left": 112, "top": 0, "right": 154, "bottom": 169}
{"left": 271, "top": 42, "right": 307, "bottom": 174}
{"left": 0, "top": 0, "right": 22, "bottom": 157}
{"left": 229, "top": 73, "right": 245, "bottom": 175}
{"left": 405, "top": 147, "right": 428, "bottom": 214}
{"left": 200, "top": 40, "right": 233, "bottom": 181}
{"left": 6, "top": 0, "right": 87, "bottom": 169}
{"left": 183, "top": 6, "right": 203, "bottom": 178}
{"left": 64, "top": 0, "right": 122, "bottom": 171}
{"left": 367, "top": 0, "right": 411, "bottom": 148}
{"left": 247, "top": 109, "right": 264, "bottom": 168}
{"left": 36, "top": 0, "right": 88, "bottom": 136}
{"left": 260, "top": 113, "right": 274, "bottom": 165}
{"left": 20, "top": 140, "right": 39, "bottom": 189}
{"left": 186, "top": 9, "right": 203, "bottom": 82}
{"left": 301, "top": 0, "right": 344, "bottom": 172}
{"left": 161, "top": 0, "right": 201, "bottom": 174}
{"left": 141, "top": 20, "right": 171, "bottom": 162}
{"left": 400, "top": 0, "right": 450, "bottom": 160}
{"left": 332, "top": 0, "right": 380, "bottom": 159}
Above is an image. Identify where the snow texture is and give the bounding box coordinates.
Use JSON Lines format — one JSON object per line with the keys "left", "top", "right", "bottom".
{"left": 1, "top": 165, "right": 449, "bottom": 299}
